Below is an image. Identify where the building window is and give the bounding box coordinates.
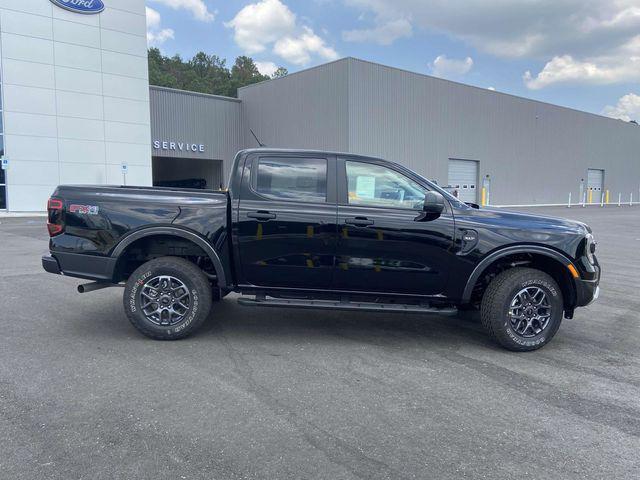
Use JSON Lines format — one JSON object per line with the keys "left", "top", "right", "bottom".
{"left": 255, "top": 157, "right": 328, "bottom": 203}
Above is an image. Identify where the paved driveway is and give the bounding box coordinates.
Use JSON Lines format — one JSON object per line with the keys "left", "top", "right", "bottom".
{"left": 1, "top": 206, "right": 638, "bottom": 479}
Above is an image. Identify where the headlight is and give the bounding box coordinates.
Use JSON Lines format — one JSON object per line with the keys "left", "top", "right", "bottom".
{"left": 585, "top": 233, "right": 596, "bottom": 264}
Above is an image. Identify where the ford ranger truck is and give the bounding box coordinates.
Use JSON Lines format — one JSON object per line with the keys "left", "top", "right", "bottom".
{"left": 42, "top": 149, "right": 600, "bottom": 351}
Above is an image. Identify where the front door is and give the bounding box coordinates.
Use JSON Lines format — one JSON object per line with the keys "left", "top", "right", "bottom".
{"left": 237, "top": 153, "right": 338, "bottom": 289}
{"left": 334, "top": 158, "right": 455, "bottom": 296}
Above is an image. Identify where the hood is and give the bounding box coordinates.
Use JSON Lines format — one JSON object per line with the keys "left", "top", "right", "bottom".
{"left": 453, "top": 207, "right": 590, "bottom": 259}
{"left": 466, "top": 207, "right": 590, "bottom": 235}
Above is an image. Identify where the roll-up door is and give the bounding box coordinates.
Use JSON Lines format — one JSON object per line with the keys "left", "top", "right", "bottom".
{"left": 587, "top": 169, "right": 604, "bottom": 203}
{"left": 448, "top": 159, "right": 479, "bottom": 203}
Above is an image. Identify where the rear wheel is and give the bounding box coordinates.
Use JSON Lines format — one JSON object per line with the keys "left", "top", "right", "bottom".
{"left": 481, "top": 268, "right": 563, "bottom": 351}
{"left": 124, "top": 257, "right": 212, "bottom": 340}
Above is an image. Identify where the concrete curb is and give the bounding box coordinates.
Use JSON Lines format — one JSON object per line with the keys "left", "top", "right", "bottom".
{"left": 0, "top": 212, "right": 47, "bottom": 218}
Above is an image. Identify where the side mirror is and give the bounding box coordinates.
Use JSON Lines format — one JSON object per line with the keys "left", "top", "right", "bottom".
{"left": 423, "top": 191, "right": 445, "bottom": 215}
{"left": 415, "top": 191, "right": 445, "bottom": 221}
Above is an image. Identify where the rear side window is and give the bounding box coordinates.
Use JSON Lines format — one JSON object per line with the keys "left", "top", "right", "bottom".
{"left": 256, "top": 157, "right": 327, "bottom": 203}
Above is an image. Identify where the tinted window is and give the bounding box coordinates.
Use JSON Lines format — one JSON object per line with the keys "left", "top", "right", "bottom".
{"left": 346, "top": 161, "right": 426, "bottom": 210}
{"left": 256, "top": 157, "right": 327, "bottom": 203}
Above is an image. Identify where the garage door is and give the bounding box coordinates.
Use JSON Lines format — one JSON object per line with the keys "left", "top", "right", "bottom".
{"left": 448, "top": 159, "right": 478, "bottom": 203}
{"left": 587, "top": 169, "right": 604, "bottom": 202}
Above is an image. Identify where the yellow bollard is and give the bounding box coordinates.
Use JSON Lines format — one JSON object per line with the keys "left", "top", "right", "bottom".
{"left": 481, "top": 188, "right": 487, "bottom": 206}
{"left": 606, "top": 190, "right": 610, "bottom": 204}
{"left": 588, "top": 189, "right": 593, "bottom": 204}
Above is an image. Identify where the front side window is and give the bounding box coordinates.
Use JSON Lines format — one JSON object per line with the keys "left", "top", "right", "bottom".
{"left": 256, "top": 157, "right": 327, "bottom": 203}
{"left": 346, "top": 161, "right": 426, "bottom": 210}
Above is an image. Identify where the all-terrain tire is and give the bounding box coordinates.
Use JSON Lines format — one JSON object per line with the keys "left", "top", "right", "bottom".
{"left": 480, "top": 267, "right": 563, "bottom": 351}
{"left": 123, "top": 256, "right": 212, "bottom": 340}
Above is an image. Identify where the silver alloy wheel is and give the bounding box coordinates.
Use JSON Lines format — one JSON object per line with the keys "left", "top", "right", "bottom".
{"left": 139, "top": 275, "right": 191, "bottom": 326}
{"left": 508, "top": 286, "right": 552, "bottom": 338}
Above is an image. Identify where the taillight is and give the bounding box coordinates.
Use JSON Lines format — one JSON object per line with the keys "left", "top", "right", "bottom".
{"left": 48, "top": 199, "right": 63, "bottom": 210}
{"left": 47, "top": 197, "right": 64, "bottom": 237}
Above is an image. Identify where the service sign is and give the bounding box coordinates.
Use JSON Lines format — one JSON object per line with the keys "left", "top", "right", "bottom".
{"left": 50, "top": 0, "right": 105, "bottom": 15}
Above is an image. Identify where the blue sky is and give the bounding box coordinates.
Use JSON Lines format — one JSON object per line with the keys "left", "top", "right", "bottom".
{"left": 145, "top": 0, "right": 640, "bottom": 121}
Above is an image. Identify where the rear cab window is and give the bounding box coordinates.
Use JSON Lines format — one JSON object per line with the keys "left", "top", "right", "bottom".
{"left": 255, "top": 157, "right": 328, "bottom": 203}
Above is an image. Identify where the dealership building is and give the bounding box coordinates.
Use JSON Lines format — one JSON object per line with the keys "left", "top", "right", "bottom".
{"left": 1, "top": 0, "right": 639, "bottom": 212}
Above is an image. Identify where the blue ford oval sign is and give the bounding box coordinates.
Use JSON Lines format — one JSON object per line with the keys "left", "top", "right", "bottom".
{"left": 50, "top": 0, "right": 105, "bottom": 15}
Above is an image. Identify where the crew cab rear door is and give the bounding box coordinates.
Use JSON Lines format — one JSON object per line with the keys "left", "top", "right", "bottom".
{"left": 236, "top": 152, "right": 338, "bottom": 289}
{"left": 333, "top": 157, "right": 455, "bottom": 296}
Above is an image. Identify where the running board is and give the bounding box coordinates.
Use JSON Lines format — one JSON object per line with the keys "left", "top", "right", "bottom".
{"left": 237, "top": 296, "right": 457, "bottom": 315}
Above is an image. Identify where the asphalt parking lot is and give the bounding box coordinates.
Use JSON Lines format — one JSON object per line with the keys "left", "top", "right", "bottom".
{"left": 1, "top": 206, "right": 639, "bottom": 479}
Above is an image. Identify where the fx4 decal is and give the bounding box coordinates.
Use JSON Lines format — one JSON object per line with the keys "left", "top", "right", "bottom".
{"left": 69, "top": 204, "right": 100, "bottom": 215}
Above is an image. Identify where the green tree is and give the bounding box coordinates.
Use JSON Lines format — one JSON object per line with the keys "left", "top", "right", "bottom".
{"left": 272, "top": 67, "right": 289, "bottom": 79}
{"left": 230, "top": 56, "right": 270, "bottom": 89}
{"left": 147, "top": 49, "right": 282, "bottom": 98}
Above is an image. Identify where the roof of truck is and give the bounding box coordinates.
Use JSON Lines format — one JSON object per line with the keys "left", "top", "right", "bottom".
{"left": 237, "top": 148, "right": 394, "bottom": 164}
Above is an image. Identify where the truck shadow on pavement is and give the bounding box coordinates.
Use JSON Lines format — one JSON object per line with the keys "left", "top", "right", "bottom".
{"left": 191, "top": 296, "right": 494, "bottom": 350}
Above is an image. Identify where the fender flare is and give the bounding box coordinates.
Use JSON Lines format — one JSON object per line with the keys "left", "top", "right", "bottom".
{"left": 111, "top": 226, "right": 227, "bottom": 288}
{"left": 462, "top": 245, "right": 574, "bottom": 303}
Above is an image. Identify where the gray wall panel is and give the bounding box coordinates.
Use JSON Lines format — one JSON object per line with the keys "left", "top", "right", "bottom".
{"left": 238, "top": 60, "right": 349, "bottom": 152}
{"left": 150, "top": 86, "right": 242, "bottom": 182}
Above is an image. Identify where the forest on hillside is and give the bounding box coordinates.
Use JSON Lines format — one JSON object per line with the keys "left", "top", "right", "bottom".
{"left": 148, "top": 48, "right": 288, "bottom": 98}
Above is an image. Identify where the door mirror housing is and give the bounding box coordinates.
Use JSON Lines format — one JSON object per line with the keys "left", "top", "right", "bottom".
{"left": 423, "top": 191, "right": 445, "bottom": 215}
{"left": 415, "top": 191, "right": 445, "bottom": 221}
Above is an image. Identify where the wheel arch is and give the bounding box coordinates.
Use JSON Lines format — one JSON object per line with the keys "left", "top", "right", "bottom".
{"left": 462, "top": 245, "right": 577, "bottom": 309}
{"left": 111, "top": 226, "right": 227, "bottom": 288}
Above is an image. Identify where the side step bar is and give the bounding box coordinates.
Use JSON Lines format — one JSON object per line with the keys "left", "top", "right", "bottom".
{"left": 237, "top": 296, "right": 457, "bottom": 315}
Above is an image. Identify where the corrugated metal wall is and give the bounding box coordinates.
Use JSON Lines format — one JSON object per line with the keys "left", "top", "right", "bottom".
{"left": 239, "top": 58, "right": 640, "bottom": 206}
{"left": 238, "top": 60, "right": 349, "bottom": 152}
{"left": 150, "top": 86, "right": 242, "bottom": 181}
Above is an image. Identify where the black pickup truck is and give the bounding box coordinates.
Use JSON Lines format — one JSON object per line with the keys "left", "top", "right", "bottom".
{"left": 43, "top": 149, "right": 600, "bottom": 351}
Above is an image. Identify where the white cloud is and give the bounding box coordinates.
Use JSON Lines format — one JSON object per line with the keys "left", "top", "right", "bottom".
{"left": 274, "top": 27, "right": 339, "bottom": 65}
{"left": 602, "top": 93, "right": 640, "bottom": 121}
{"left": 430, "top": 55, "right": 474, "bottom": 79}
{"left": 255, "top": 61, "right": 279, "bottom": 76}
{"left": 344, "top": 0, "right": 640, "bottom": 88}
{"left": 226, "top": 0, "right": 338, "bottom": 65}
{"left": 524, "top": 49, "right": 640, "bottom": 89}
{"left": 487, "top": 86, "right": 496, "bottom": 91}
{"left": 225, "top": 0, "right": 295, "bottom": 54}
{"left": 343, "top": 17, "right": 412, "bottom": 45}
{"left": 148, "top": 0, "right": 215, "bottom": 23}
{"left": 146, "top": 7, "right": 175, "bottom": 46}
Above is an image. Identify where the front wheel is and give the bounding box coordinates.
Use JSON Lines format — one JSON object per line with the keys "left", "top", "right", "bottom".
{"left": 481, "top": 268, "right": 563, "bottom": 351}
{"left": 124, "top": 257, "right": 212, "bottom": 340}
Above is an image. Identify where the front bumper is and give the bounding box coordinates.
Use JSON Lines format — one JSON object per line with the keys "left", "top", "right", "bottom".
{"left": 575, "top": 263, "right": 601, "bottom": 307}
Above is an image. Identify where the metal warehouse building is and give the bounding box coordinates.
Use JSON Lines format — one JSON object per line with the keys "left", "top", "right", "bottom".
{"left": 1, "top": 2, "right": 639, "bottom": 212}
